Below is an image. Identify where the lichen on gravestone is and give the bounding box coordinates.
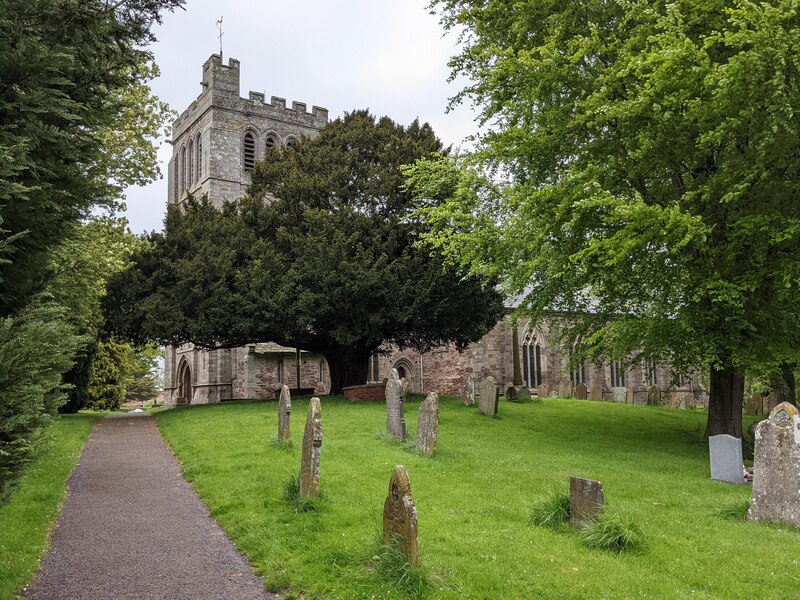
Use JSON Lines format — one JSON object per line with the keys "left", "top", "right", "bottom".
{"left": 299, "top": 397, "right": 322, "bottom": 498}
{"left": 479, "top": 376, "right": 499, "bottom": 416}
{"left": 460, "top": 373, "right": 476, "bottom": 406}
{"left": 569, "top": 476, "right": 604, "bottom": 529}
{"left": 382, "top": 465, "right": 419, "bottom": 567}
{"left": 386, "top": 369, "right": 406, "bottom": 441}
{"left": 416, "top": 392, "right": 439, "bottom": 455}
{"left": 575, "top": 382, "right": 588, "bottom": 400}
{"left": 278, "top": 384, "right": 291, "bottom": 444}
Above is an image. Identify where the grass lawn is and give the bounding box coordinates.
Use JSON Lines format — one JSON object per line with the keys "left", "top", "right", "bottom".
{"left": 0, "top": 413, "right": 102, "bottom": 599}
{"left": 155, "top": 396, "right": 795, "bottom": 599}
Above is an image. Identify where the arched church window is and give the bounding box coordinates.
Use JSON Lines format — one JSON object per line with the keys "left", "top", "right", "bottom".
{"left": 285, "top": 136, "right": 297, "bottom": 149}
{"left": 187, "top": 139, "right": 194, "bottom": 186}
{"left": 265, "top": 134, "right": 277, "bottom": 151}
{"left": 196, "top": 134, "right": 202, "bottom": 180}
{"left": 522, "top": 330, "right": 542, "bottom": 388}
{"left": 243, "top": 131, "right": 256, "bottom": 172}
{"left": 610, "top": 361, "right": 625, "bottom": 387}
{"left": 180, "top": 145, "right": 187, "bottom": 191}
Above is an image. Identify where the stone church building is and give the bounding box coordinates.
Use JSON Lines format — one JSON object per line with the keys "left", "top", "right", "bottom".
{"left": 163, "top": 55, "right": 706, "bottom": 407}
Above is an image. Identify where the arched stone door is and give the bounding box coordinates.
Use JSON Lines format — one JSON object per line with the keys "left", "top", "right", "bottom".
{"left": 177, "top": 359, "right": 192, "bottom": 405}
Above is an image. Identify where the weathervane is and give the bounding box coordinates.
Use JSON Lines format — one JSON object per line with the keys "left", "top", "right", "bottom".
{"left": 216, "top": 16, "right": 224, "bottom": 60}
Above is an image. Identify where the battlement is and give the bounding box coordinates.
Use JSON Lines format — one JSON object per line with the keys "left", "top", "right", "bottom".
{"left": 202, "top": 54, "right": 240, "bottom": 96}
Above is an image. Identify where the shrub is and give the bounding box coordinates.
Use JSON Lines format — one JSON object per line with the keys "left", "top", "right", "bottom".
{"left": 528, "top": 490, "right": 571, "bottom": 528}
{"left": 579, "top": 513, "right": 645, "bottom": 553}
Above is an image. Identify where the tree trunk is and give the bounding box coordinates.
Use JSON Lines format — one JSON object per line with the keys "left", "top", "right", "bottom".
{"left": 771, "top": 362, "right": 796, "bottom": 407}
{"left": 705, "top": 363, "right": 744, "bottom": 438}
{"left": 326, "top": 349, "right": 371, "bottom": 395}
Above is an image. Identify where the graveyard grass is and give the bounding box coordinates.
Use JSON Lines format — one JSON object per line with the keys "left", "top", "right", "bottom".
{"left": 154, "top": 397, "right": 794, "bottom": 600}
{"left": 0, "top": 413, "right": 102, "bottom": 598}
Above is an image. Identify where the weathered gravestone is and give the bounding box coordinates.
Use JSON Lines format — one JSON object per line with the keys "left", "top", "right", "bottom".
{"left": 299, "top": 397, "right": 323, "bottom": 498}
{"left": 558, "top": 380, "right": 573, "bottom": 399}
{"left": 748, "top": 402, "right": 800, "bottom": 527}
{"left": 670, "top": 391, "right": 688, "bottom": 409}
{"left": 684, "top": 391, "right": 697, "bottom": 410}
{"left": 589, "top": 384, "right": 603, "bottom": 401}
{"left": 626, "top": 387, "right": 635, "bottom": 404}
{"left": 479, "top": 376, "right": 499, "bottom": 416}
{"left": 647, "top": 385, "right": 662, "bottom": 406}
{"left": 386, "top": 368, "right": 407, "bottom": 441}
{"left": 575, "top": 382, "right": 588, "bottom": 400}
{"left": 537, "top": 383, "right": 549, "bottom": 399}
{"left": 611, "top": 387, "right": 627, "bottom": 403}
{"left": 709, "top": 434, "right": 745, "bottom": 484}
{"left": 764, "top": 394, "right": 778, "bottom": 414}
{"left": 505, "top": 384, "right": 519, "bottom": 402}
{"left": 460, "top": 373, "right": 476, "bottom": 406}
{"left": 505, "top": 385, "right": 531, "bottom": 402}
{"left": 383, "top": 465, "right": 419, "bottom": 566}
{"left": 278, "top": 384, "right": 291, "bottom": 444}
{"left": 416, "top": 392, "right": 439, "bottom": 455}
{"left": 400, "top": 377, "right": 410, "bottom": 397}
{"left": 744, "top": 393, "right": 761, "bottom": 416}
{"left": 569, "top": 476, "right": 604, "bottom": 529}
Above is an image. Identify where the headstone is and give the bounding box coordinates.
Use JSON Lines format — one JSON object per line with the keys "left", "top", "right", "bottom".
{"left": 460, "top": 373, "right": 476, "bottom": 406}
{"left": 748, "top": 402, "right": 800, "bottom": 527}
{"left": 383, "top": 465, "right": 419, "bottom": 566}
{"left": 385, "top": 368, "right": 407, "bottom": 441}
{"left": 537, "top": 383, "right": 549, "bottom": 399}
{"left": 558, "top": 380, "right": 573, "bottom": 399}
{"left": 278, "top": 384, "right": 291, "bottom": 444}
{"left": 516, "top": 386, "right": 531, "bottom": 401}
{"left": 684, "top": 391, "right": 696, "bottom": 409}
{"left": 416, "top": 392, "right": 439, "bottom": 455}
{"left": 708, "top": 434, "right": 745, "bottom": 484}
{"left": 575, "top": 382, "right": 588, "bottom": 400}
{"left": 626, "top": 387, "right": 635, "bottom": 404}
{"left": 745, "top": 393, "right": 761, "bottom": 416}
{"left": 611, "top": 387, "right": 627, "bottom": 403}
{"left": 299, "top": 397, "right": 323, "bottom": 498}
{"left": 764, "top": 394, "right": 778, "bottom": 413}
{"left": 647, "top": 385, "right": 662, "bottom": 406}
{"left": 479, "top": 376, "right": 499, "bottom": 416}
{"left": 589, "top": 384, "right": 603, "bottom": 401}
{"left": 670, "top": 391, "right": 687, "bottom": 409}
{"left": 569, "top": 476, "right": 604, "bottom": 529}
{"left": 400, "top": 377, "right": 410, "bottom": 397}
{"left": 505, "top": 384, "right": 519, "bottom": 402}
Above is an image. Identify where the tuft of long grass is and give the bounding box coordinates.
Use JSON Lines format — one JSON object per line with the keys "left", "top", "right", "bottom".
{"left": 282, "top": 474, "right": 320, "bottom": 513}
{"left": 370, "top": 535, "right": 430, "bottom": 599}
{"left": 716, "top": 498, "right": 751, "bottom": 521}
{"left": 579, "top": 513, "right": 645, "bottom": 553}
{"left": 528, "top": 490, "right": 571, "bottom": 528}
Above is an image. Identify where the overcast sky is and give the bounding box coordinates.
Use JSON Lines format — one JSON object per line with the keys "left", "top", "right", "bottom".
{"left": 121, "top": 0, "right": 478, "bottom": 234}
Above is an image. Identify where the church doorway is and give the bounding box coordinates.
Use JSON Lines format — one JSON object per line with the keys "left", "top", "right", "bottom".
{"left": 177, "top": 359, "right": 192, "bottom": 404}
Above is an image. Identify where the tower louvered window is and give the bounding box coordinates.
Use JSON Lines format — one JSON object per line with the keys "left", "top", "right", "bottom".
{"left": 243, "top": 132, "right": 255, "bottom": 172}
{"left": 196, "top": 135, "right": 202, "bottom": 180}
{"left": 265, "top": 135, "right": 277, "bottom": 151}
{"left": 187, "top": 139, "right": 194, "bottom": 186}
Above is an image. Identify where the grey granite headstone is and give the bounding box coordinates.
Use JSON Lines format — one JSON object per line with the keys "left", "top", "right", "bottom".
{"left": 479, "top": 376, "right": 499, "bottom": 416}
{"left": 558, "top": 380, "right": 573, "bottom": 399}
{"left": 748, "top": 402, "right": 800, "bottom": 527}
{"left": 386, "top": 368, "right": 406, "bottom": 441}
{"left": 299, "top": 397, "right": 323, "bottom": 498}
{"left": 575, "top": 382, "right": 588, "bottom": 400}
{"left": 709, "top": 434, "right": 744, "bottom": 484}
{"left": 569, "top": 476, "right": 604, "bottom": 529}
{"left": 647, "top": 385, "right": 662, "bottom": 406}
{"left": 589, "top": 384, "right": 603, "bottom": 401}
{"left": 611, "top": 387, "right": 627, "bottom": 403}
{"left": 460, "top": 373, "right": 476, "bottom": 406}
{"left": 416, "top": 392, "right": 439, "bottom": 455}
{"left": 278, "top": 384, "right": 291, "bottom": 444}
{"left": 537, "top": 383, "right": 549, "bottom": 399}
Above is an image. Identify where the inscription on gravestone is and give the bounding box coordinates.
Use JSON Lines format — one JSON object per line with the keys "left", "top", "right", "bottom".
{"left": 278, "top": 384, "right": 291, "bottom": 444}
{"left": 386, "top": 368, "right": 407, "bottom": 441}
{"left": 383, "top": 465, "right": 419, "bottom": 566}
{"left": 575, "top": 382, "right": 588, "bottom": 400}
{"left": 569, "top": 476, "right": 604, "bottom": 529}
{"left": 709, "top": 434, "right": 745, "bottom": 484}
{"left": 479, "top": 376, "right": 499, "bottom": 416}
{"left": 416, "top": 392, "right": 439, "bottom": 455}
{"left": 299, "top": 397, "right": 323, "bottom": 498}
{"left": 748, "top": 402, "right": 800, "bottom": 527}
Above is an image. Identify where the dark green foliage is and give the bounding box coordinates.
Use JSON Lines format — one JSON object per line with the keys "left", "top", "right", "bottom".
{"left": 106, "top": 111, "right": 505, "bottom": 393}
{"left": 87, "top": 338, "right": 134, "bottom": 411}
{"left": 579, "top": 514, "right": 645, "bottom": 554}
{"left": 528, "top": 490, "right": 571, "bottom": 529}
{"left": 60, "top": 341, "right": 98, "bottom": 413}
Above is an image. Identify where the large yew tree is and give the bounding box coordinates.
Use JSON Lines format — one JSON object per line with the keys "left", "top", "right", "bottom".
{"left": 412, "top": 1, "right": 800, "bottom": 436}
{"left": 105, "top": 111, "right": 504, "bottom": 393}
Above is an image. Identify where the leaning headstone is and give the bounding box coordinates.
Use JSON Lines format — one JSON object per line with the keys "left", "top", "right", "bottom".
{"left": 569, "top": 476, "right": 604, "bottom": 529}
{"left": 575, "top": 382, "right": 588, "bottom": 400}
{"left": 278, "top": 384, "right": 292, "bottom": 444}
{"left": 386, "top": 369, "right": 406, "bottom": 441}
{"left": 460, "top": 373, "right": 476, "bottom": 406}
{"left": 748, "top": 402, "right": 800, "bottom": 527}
{"left": 299, "top": 397, "right": 323, "bottom": 498}
{"left": 709, "top": 434, "right": 745, "bottom": 484}
{"left": 626, "top": 387, "right": 635, "bottom": 404}
{"left": 611, "top": 387, "right": 627, "bottom": 403}
{"left": 589, "top": 384, "right": 603, "bottom": 401}
{"left": 745, "top": 393, "right": 761, "bottom": 416}
{"left": 647, "top": 385, "right": 662, "bottom": 406}
{"left": 537, "top": 383, "right": 549, "bottom": 399}
{"left": 505, "top": 384, "right": 519, "bottom": 402}
{"left": 383, "top": 465, "right": 419, "bottom": 566}
{"left": 558, "top": 380, "right": 573, "bottom": 399}
{"left": 416, "top": 392, "right": 439, "bottom": 455}
{"left": 479, "top": 376, "right": 499, "bottom": 416}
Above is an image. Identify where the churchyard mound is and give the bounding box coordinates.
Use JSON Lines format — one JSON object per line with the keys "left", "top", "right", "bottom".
{"left": 154, "top": 396, "right": 794, "bottom": 599}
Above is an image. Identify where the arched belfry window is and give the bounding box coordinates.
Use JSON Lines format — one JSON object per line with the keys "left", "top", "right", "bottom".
{"left": 522, "top": 330, "right": 543, "bottom": 388}
{"left": 285, "top": 136, "right": 297, "bottom": 149}
{"left": 180, "top": 145, "right": 187, "bottom": 191}
{"left": 196, "top": 133, "right": 202, "bottom": 180}
{"left": 187, "top": 139, "right": 194, "bottom": 186}
{"left": 243, "top": 131, "right": 256, "bottom": 172}
{"left": 265, "top": 134, "right": 277, "bottom": 151}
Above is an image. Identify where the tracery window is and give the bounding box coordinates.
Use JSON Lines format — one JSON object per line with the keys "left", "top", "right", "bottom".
{"left": 521, "top": 330, "right": 542, "bottom": 388}
{"left": 610, "top": 361, "right": 625, "bottom": 387}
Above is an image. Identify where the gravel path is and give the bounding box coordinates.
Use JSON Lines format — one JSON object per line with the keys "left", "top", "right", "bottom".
{"left": 24, "top": 413, "right": 274, "bottom": 600}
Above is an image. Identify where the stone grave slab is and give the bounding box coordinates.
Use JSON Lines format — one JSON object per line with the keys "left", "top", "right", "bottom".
{"left": 278, "top": 384, "right": 291, "bottom": 444}
{"left": 569, "top": 476, "right": 604, "bottom": 529}
{"left": 386, "top": 368, "right": 407, "bottom": 441}
{"left": 709, "top": 434, "right": 745, "bottom": 484}
{"left": 479, "top": 376, "right": 499, "bottom": 416}
{"left": 383, "top": 465, "right": 419, "bottom": 566}
{"left": 299, "top": 397, "right": 323, "bottom": 498}
{"left": 416, "top": 392, "right": 439, "bottom": 455}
